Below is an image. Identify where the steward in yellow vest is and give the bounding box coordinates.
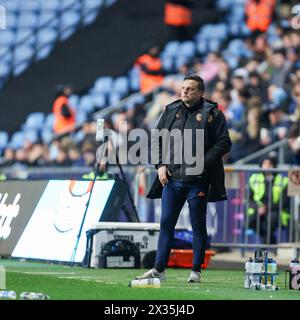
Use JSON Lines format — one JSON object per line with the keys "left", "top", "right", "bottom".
{"left": 247, "top": 156, "right": 290, "bottom": 244}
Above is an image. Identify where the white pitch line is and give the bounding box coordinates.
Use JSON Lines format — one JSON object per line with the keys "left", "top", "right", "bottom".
{"left": 7, "top": 270, "right": 76, "bottom": 275}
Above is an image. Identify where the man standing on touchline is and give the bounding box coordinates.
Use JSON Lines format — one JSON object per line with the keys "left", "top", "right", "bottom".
{"left": 136, "top": 75, "right": 232, "bottom": 283}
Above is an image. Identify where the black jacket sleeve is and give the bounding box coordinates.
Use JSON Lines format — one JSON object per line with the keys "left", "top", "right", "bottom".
{"left": 204, "top": 109, "right": 232, "bottom": 169}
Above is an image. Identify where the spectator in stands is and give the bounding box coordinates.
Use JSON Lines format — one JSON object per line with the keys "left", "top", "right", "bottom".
{"left": 229, "top": 100, "right": 263, "bottom": 162}
{"left": 287, "top": 125, "right": 300, "bottom": 165}
{"left": 164, "top": 0, "right": 194, "bottom": 41}
{"left": 52, "top": 85, "right": 76, "bottom": 134}
{"left": 289, "top": 84, "right": 300, "bottom": 120}
{"left": 136, "top": 75, "right": 231, "bottom": 283}
{"left": 143, "top": 77, "right": 181, "bottom": 129}
{"left": 27, "top": 143, "right": 49, "bottom": 167}
{"left": 50, "top": 145, "right": 71, "bottom": 167}
{"left": 134, "top": 46, "right": 165, "bottom": 94}
{"left": 269, "top": 48, "right": 292, "bottom": 87}
{"left": 247, "top": 155, "right": 290, "bottom": 244}
{"left": 68, "top": 146, "right": 85, "bottom": 167}
{"left": 265, "top": 103, "right": 292, "bottom": 146}
{"left": 245, "top": 0, "right": 276, "bottom": 35}
{"left": 248, "top": 72, "right": 268, "bottom": 103}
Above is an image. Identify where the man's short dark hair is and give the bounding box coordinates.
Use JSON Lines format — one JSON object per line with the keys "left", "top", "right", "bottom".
{"left": 184, "top": 75, "right": 205, "bottom": 92}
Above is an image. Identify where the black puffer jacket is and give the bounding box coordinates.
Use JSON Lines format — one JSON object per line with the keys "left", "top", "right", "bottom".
{"left": 147, "top": 97, "right": 232, "bottom": 202}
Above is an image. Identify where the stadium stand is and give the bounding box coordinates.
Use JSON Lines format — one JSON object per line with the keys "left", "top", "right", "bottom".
{"left": 0, "top": 0, "right": 299, "bottom": 170}
{"left": 0, "top": 0, "right": 117, "bottom": 87}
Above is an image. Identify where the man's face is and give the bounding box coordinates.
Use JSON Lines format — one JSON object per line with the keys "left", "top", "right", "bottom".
{"left": 181, "top": 80, "right": 202, "bottom": 106}
{"left": 262, "top": 159, "right": 274, "bottom": 170}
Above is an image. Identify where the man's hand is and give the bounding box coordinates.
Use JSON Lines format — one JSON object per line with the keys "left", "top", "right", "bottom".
{"left": 158, "top": 166, "right": 172, "bottom": 186}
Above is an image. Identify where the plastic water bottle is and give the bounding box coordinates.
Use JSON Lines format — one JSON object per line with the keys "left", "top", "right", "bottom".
{"left": 0, "top": 265, "right": 5, "bottom": 289}
{"left": 244, "top": 257, "right": 253, "bottom": 288}
{"left": 129, "top": 278, "right": 160, "bottom": 288}
{"left": 0, "top": 291, "right": 17, "bottom": 300}
{"left": 290, "top": 258, "right": 300, "bottom": 269}
{"left": 20, "top": 292, "right": 50, "bottom": 300}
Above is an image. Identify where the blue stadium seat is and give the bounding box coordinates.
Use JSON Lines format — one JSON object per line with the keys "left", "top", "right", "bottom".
{"left": 0, "top": 29, "right": 15, "bottom": 46}
{"left": 2, "top": 0, "right": 19, "bottom": 12}
{"left": 83, "top": 0, "right": 104, "bottom": 10}
{"left": 93, "top": 76, "right": 114, "bottom": 93}
{"left": 23, "top": 112, "right": 45, "bottom": 131}
{"left": 38, "top": 12, "right": 59, "bottom": 29}
{"left": 23, "top": 129, "right": 39, "bottom": 144}
{"left": 40, "top": 0, "right": 60, "bottom": 12}
{"left": 36, "top": 45, "right": 53, "bottom": 61}
{"left": 162, "top": 57, "right": 173, "bottom": 72}
{"left": 109, "top": 92, "right": 121, "bottom": 105}
{"left": 18, "top": 12, "right": 39, "bottom": 29}
{"left": 61, "top": 0, "right": 82, "bottom": 11}
{"left": 44, "top": 114, "right": 55, "bottom": 130}
{"left": 208, "top": 38, "right": 221, "bottom": 52}
{"left": 113, "top": 76, "right": 129, "bottom": 95}
{"left": 178, "top": 41, "right": 196, "bottom": 58}
{"left": 60, "top": 11, "right": 81, "bottom": 29}
{"left": 9, "top": 131, "right": 25, "bottom": 149}
{"left": 19, "top": 0, "right": 41, "bottom": 12}
{"left": 13, "top": 45, "right": 34, "bottom": 64}
{"left": 59, "top": 11, "right": 81, "bottom": 40}
{"left": 76, "top": 111, "right": 88, "bottom": 123}
{"left": 0, "top": 131, "right": 9, "bottom": 150}
{"left": 83, "top": 11, "right": 99, "bottom": 25}
{"left": 196, "top": 40, "right": 208, "bottom": 55}
{"left": 0, "top": 62, "right": 10, "bottom": 78}
{"left": 91, "top": 93, "right": 106, "bottom": 109}
{"left": 13, "top": 61, "right": 31, "bottom": 76}
{"left": 68, "top": 94, "right": 80, "bottom": 110}
{"left": 41, "top": 129, "right": 54, "bottom": 144}
{"left": 162, "top": 41, "right": 180, "bottom": 58}
{"left": 105, "top": 0, "right": 117, "bottom": 6}
{"left": 174, "top": 56, "right": 189, "bottom": 71}
{"left": 15, "top": 29, "right": 36, "bottom": 46}
{"left": 36, "top": 28, "right": 57, "bottom": 46}
{"left": 79, "top": 95, "right": 94, "bottom": 113}
{"left": 5, "top": 12, "right": 18, "bottom": 30}
{"left": 0, "top": 46, "right": 12, "bottom": 62}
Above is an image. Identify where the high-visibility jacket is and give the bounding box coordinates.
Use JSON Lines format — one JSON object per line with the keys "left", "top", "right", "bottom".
{"left": 82, "top": 171, "right": 110, "bottom": 180}
{"left": 53, "top": 96, "right": 76, "bottom": 134}
{"left": 245, "top": 0, "right": 274, "bottom": 32}
{"left": 164, "top": 2, "right": 192, "bottom": 27}
{"left": 247, "top": 173, "right": 290, "bottom": 226}
{"left": 135, "top": 54, "right": 164, "bottom": 93}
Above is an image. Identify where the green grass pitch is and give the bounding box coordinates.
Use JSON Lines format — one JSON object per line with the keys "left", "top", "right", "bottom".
{"left": 1, "top": 259, "right": 300, "bottom": 300}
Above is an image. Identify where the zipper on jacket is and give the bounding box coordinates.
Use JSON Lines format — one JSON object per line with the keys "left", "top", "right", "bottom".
{"left": 180, "top": 111, "right": 188, "bottom": 181}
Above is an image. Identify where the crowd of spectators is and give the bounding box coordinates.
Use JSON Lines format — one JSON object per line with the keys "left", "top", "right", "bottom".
{"left": 1, "top": 1, "right": 300, "bottom": 170}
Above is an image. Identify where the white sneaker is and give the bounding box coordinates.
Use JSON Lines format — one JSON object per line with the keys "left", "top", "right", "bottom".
{"left": 135, "top": 268, "right": 166, "bottom": 281}
{"left": 188, "top": 271, "right": 201, "bottom": 283}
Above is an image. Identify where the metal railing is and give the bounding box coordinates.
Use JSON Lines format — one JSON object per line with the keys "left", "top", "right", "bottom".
{"left": 133, "top": 165, "right": 300, "bottom": 253}
{"left": 234, "top": 139, "right": 289, "bottom": 165}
